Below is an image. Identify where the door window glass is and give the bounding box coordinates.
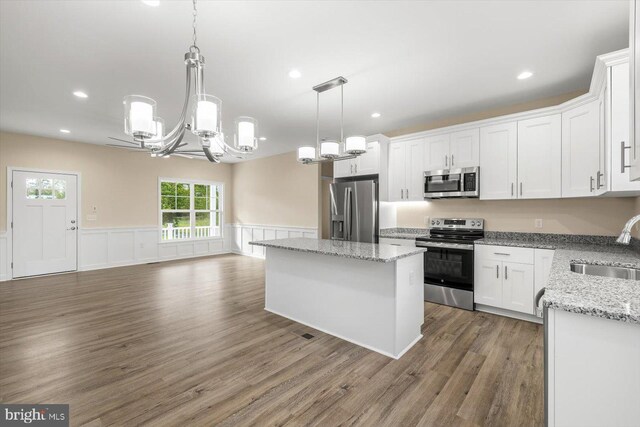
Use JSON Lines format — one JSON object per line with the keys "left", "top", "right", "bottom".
{"left": 26, "top": 179, "right": 39, "bottom": 199}
{"left": 54, "top": 180, "right": 66, "bottom": 199}
{"left": 40, "top": 179, "right": 53, "bottom": 199}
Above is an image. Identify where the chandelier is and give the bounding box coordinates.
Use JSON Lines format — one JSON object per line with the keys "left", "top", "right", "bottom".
{"left": 297, "top": 76, "right": 367, "bottom": 164}
{"left": 114, "top": 0, "right": 259, "bottom": 162}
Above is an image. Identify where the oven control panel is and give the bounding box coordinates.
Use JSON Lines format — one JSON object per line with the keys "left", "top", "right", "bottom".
{"left": 430, "top": 218, "right": 484, "bottom": 230}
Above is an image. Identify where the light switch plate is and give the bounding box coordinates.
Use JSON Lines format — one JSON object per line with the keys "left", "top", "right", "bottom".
{"left": 424, "top": 216, "right": 430, "bottom": 226}
{"left": 535, "top": 219, "right": 543, "bottom": 229}
{"left": 86, "top": 214, "right": 97, "bottom": 221}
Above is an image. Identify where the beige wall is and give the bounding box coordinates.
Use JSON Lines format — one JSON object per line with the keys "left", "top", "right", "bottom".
{"left": 395, "top": 198, "right": 639, "bottom": 237}
{"left": 385, "top": 90, "right": 586, "bottom": 138}
{"left": 231, "top": 151, "right": 320, "bottom": 228}
{"left": 387, "top": 90, "right": 640, "bottom": 238}
{"left": 0, "top": 132, "right": 233, "bottom": 231}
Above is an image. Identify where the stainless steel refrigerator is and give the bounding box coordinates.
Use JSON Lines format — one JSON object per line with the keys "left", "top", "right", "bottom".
{"left": 330, "top": 178, "right": 378, "bottom": 243}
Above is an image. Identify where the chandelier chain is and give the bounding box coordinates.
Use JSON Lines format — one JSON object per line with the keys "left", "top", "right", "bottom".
{"left": 191, "top": 0, "right": 198, "bottom": 49}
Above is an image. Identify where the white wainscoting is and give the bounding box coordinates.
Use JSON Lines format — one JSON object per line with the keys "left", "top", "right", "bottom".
{"left": 79, "top": 227, "right": 228, "bottom": 271}
{"left": 226, "top": 223, "right": 318, "bottom": 259}
{"left": 0, "top": 233, "right": 8, "bottom": 282}
{"left": 0, "top": 224, "right": 318, "bottom": 281}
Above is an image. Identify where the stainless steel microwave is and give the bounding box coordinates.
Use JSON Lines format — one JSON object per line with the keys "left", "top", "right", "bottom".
{"left": 423, "top": 166, "right": 480, "bottom": 199}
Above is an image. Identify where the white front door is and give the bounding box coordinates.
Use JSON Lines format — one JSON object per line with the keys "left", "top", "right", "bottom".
{"left": 12, "top": 170, "right": 78, "bottom": 278}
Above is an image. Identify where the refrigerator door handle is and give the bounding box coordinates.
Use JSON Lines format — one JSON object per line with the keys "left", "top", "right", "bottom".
{"left": 344, "top": 187, "right": 352, "bottom": 241}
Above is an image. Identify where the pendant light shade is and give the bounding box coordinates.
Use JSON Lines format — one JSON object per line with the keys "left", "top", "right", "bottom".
{"left": 124, "top": 95, "right": 156, "bottom": 138}
{"left": 191, "top": 94, "right": 221, "bottom": 138}
{"left": 210, "top": 133, "right": 225, "bottom": 157}
{"left": 147, "top": 117, "right": 165, "bottom": 147}
{"left": 297, "top": 146, "right": 316, "bottom": 162}
{"left": 345, "top": 136, "right": 367, "bottom": 154}
{"left": 235, "top": 116, "right": 258, "bottom": 151}
{"left": 320, "top": 141, "right": 340, "bottom": 159}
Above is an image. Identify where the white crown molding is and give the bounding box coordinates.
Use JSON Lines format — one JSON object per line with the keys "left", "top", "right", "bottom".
{"left": 390, "top": 49, "right": 630, "bottom": 143}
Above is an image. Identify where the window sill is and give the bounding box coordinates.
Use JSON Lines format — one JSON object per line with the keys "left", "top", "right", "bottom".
{"left": 158, "top": 236, "right": 224, "bottom": 244}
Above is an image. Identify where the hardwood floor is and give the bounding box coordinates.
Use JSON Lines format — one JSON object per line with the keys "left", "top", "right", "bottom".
{"left": 0, "top": 254, "right": 543, "bottom": 426}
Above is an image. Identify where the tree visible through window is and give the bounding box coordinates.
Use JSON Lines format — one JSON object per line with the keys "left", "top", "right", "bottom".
{"left": 160, "top": 179, "right": 223, "bottom": 241}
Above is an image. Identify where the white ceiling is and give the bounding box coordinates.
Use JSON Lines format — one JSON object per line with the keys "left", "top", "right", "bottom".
{"left": 0, "top": 0, "right": 630, "bottom": 162}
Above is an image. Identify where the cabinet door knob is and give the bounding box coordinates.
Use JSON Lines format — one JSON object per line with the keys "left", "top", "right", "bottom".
{"left": 496, "top": 265, "right": 499, "bottom": 279}
{"left": 621, "top": 141, "right": 631, "bottom": 173}
{"left": 590, "top": 176, "right": 594, "bottom": 192}
{"left": 451, "top": 154, "right": 455, "bottom": 166}
{"left": 504, "top": 265, "right": 508, "bottom": 280}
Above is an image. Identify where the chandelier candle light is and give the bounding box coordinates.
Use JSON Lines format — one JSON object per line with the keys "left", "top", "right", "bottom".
{"left": 297, "top": 76, "right": 367, "bottom": 164}
{"left": 121, "top": 0, "right": 259, "bottom": 162}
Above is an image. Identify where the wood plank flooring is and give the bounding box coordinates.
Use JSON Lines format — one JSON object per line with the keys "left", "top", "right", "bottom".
{"left": 0, "top": 254, "right": 543, "bottom": 426}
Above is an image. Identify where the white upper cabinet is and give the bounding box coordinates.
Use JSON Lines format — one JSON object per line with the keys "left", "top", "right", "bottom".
{"left": 405, "top": 138, "right": 425, "bottom": 200}
{"left": 388, "top": 137, "right": 425, "bottom": 201}
{"left": 630, "top": 0, "right": 640, "bottom": 181}
{"left": 480, "top": 122, "right": 518, "bottom": 200}
{"left": 355, "top": 141, "right": 380, "bottom": 176}
{"left": 333, "top": 138, "right": 382, "bottom": 178}
{"left": 449, "top": 129, "right": 480, "bottom": 168}
{"left": 423, "top": 134, "right": 450, "bottom": 171}
{"left": 562, "top": 100, "right": 601, "bottom": 197}
{"left": 609, "top": 62, "right": 640, "bottom": 192}
{"left": 388, "top": 142, "right": 406, "bottom": 202}
{"left": 333, "top": 158, "right": 352, "bottom": 178}
{"left": 517, "top": 115, "right": 562, "bottom": 199}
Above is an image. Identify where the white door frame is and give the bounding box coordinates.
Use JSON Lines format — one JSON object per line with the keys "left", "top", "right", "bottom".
{"left": 6, "top": 167, "right": 82, "bottom": 280}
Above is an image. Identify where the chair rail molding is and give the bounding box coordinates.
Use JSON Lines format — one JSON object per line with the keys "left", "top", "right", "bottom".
{"left": 226, "top": 223, "right": 318, "bottom": 259}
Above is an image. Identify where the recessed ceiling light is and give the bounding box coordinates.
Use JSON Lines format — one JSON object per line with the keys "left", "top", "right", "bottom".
{"left": 59, "top": 129, "right": 70, "bottom": 133}
{"left": 73, "top": 90, "right": 88, "bottom": 98}
{"left": 141, "top": 0, "right": 160, "bottom": 6}
{"left": 517, "top": 71, "right": 533, "bottom": 80}
{"left": 259, "top": 137, "right": 267, "bottom": 141}
{"left": 288, "top": 69, "right": 301, "bottom": 79}
{"left": 371, "top": 112, "right": 381, "bottom": 118}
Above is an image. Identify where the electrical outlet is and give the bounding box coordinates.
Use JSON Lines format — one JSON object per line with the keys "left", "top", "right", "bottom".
{"left": 424, "top": 216, "right": 430, "bottom": 227}
{"left": 86, "top": 214, "right": 97, "bottom": 221}
{"left": 535, "top": 219, "right": 543, "bottom": 229}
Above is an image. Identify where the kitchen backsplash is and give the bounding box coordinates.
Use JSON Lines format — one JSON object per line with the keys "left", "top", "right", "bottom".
{"left": 393, "top": 197, "right": 640, "bottom": 237}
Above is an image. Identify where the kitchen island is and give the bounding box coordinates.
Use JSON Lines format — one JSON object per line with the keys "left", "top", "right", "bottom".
{"left": 249, "top": 238, "right": 426, "bottom": 359}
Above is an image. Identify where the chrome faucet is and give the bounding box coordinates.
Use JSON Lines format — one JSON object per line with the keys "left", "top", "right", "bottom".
{"left": 617, "top": 214, "right": 640, "bottom": 245}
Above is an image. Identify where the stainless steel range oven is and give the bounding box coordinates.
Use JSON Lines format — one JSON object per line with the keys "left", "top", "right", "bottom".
{"left": 415, "top": 218, "right": 484, "bottom": 310}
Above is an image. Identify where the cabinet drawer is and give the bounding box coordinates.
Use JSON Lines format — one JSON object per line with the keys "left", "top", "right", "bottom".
{"left": 379, "top": 237, "right": 416, "bottom": 247}
{"left": 475, "top": 244, "right": 534, "bottom": 264}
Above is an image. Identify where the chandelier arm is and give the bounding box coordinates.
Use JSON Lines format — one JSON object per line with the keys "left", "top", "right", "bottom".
{"left": 202, "top": 146, "right": 221, "bottom": 163}
{"left": 155, "top": 65, "right": 193, "bottom": 146}
{"left": 160, "top": 126, "right": 186, "bottom": 155}
{"left": 221, "top": 142, "right": 254, "bottom": 157}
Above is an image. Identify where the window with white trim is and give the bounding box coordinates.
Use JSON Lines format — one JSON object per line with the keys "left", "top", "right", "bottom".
{"left": 160, "top": 179, "right": 223, "bottom": 241}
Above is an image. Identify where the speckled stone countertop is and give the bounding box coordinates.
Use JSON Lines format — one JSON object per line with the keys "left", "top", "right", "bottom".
{"left": 379, "top": 228, "right": 430, "bottom": 240}
{"left": 250, "top": 238, "right": 426, "bottom": 263}
{"left": 475, "top": 232, "right": 640, "bottom": 324}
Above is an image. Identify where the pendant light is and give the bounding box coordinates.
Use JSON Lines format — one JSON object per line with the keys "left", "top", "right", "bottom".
{"left": 297, "top": 76, "right": 367, "bottom": 164}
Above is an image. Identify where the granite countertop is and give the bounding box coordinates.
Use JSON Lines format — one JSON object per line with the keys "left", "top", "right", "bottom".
{"left": 379, "top": 227, "right": 430, "bottom": 240}
{"left": 250, "top": 237, "right": 427, "bottom": 263}
{"left": 475, "top": 232, "right": 640, "bottom": 324}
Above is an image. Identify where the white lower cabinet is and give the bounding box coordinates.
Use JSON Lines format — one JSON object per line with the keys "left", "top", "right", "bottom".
{"left": 501, "top": 262, "right": 534, "bottom": 314}
{"left": 546, "top": 308, "right": 640, "bottom": 427}
{"left": 474, "top": 245, "right": 550, "bottom": 318}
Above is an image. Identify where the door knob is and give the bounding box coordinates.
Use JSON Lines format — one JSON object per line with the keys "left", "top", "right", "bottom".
{"left": 71, "top": 220, "right": 76, "bottom": 224}
{"left": 67, "top": 226, "right": 76, "bottom": 231}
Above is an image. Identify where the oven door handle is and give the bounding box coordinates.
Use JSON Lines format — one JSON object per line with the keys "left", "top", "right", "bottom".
{"left": 415, "top": 242, "right": 474, "bottom": 251}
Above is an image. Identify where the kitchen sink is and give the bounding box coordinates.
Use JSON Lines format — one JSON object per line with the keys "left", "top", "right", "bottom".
{"left": 570, "top": 262, "right": 640, "bottom": 281}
